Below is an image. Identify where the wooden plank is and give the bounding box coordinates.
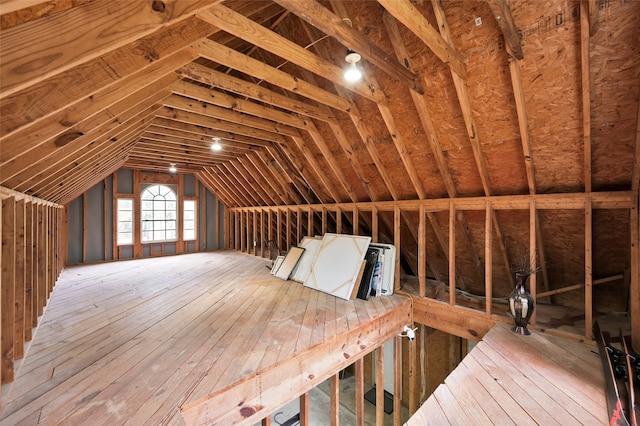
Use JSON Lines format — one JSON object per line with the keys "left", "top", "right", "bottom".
{"left": 581, "top": 1, "right": 592, "bottom": 192}
{"left": 631, "top": 195, "right": 639, "bottom": 350}
{"left": 585, "top": 198, "right": 593, "bottom": 340}
{"left": 1, "top": 197, "right": 16, "bottom": 383}
{"left": 486, "top": 0, "right": 524, "bottom": 59}
{"left": 0, "top": 0, "right": 219, "bottom": 97}
{"left": 14, "top": 199, "right": 26, "bottom": 360}
{"left": 449, "top": 201, "right": 456, "bottom": 306}
{"left": 273, "top": 0, "right": 421, "bottom": 93}
{"left": 198, "top": 5, "right": 383, "bottom": 103}
{"left": 377, "top": 0, "right": 466, "bottom": 79}
{"left": 355, "top": 357, "right": 365, "bottom": 426}
{"left": 192, "top": 38, "right": 354, "bottom": 114}
{"left": 485, "top": 201, "right": 493, "bottom": 316}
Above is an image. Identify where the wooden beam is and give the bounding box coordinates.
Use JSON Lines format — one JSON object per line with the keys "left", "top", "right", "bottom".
{"left": 486, "top": 0, "right": 524, "bottom": 60}
{"left": 584, "top": 198, "right": 592, "bottom": 340}
{"left": 197, "top": 4, "right": 384, "bottom": 103}
{"left": 272, "top": 0, "right": 422, "bottom": 94}
{"left": 1, "top": 197, "right": 16, "bottom": 384}
{"left": 177, "top": 63, "right": 337, "bottom": 123}
{"left": 192, "top": 39, "right": 354, "bottom": 114}
{"left": 169, "top": 80, "right": 313, "bottom": 131}
{"left": 0, "top": 1, "right": 220, "bottom": 98}
{"left": 163, "top": 94, "right": 301, "bottom": 138}
{"left": 157, "top": 108, "right": 288, "bottom": 145}
{"left": 580, "top": 1, "right": 592, "bottom": 192}
{"left": 631, "top": 194, "right": 639, "bottom": 350}
{"left": 377, "top": 0, "right": 466, "bottom": 79}
{"left": 632, "top": 93, "right": 640, "bottom": 192}
{"left": 485, "top": 201, "right": 493, "bottom": 316}
{"left": 449, "top": 201, "right": 456, "bottom": 306}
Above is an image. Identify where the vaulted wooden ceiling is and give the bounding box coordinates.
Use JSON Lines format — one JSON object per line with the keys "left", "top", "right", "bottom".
{"left": 1, "top": 0, "right": 638, "bottom": 207}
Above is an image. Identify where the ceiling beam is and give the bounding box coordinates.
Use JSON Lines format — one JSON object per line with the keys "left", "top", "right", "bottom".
{"left": 162, "top": 94, "right": 301, "bottom": 138}
{"left": 197, "top": 4, "right": 385, "bottom": 104}
{"left": 272, "top": 0, "right": 422, "bottom": 94}
{"left": 169, "top": 80, "right": 312, "bottom": 131}
{"left": 191, "top": 38, "right": 355, "bottom": 114}
{"left": 377, "top": 0, "right": 466, "bottom": 79}
{"left": 486, "top": 0, "right": 524, "bottom": 60}
{"left": 177, "top": 63, "right": 338, "bottom": 123}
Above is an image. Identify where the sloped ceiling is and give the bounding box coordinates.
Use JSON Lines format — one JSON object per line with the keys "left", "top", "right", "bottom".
{"left": 1, "top": 0, "right": 637, "bottom": 207}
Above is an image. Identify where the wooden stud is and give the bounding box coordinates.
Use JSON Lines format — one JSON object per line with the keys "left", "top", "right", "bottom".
{"left": 529, "top": 200, "right": 537, "bottom": 327}
{"left": 375, "top": 345, "right": 384, "bottom": 426}
{"left": 581, "top": 1, "right": 592, "bottom": 193}
{"left": 355, "top": 357, "right": 365, "bottom": 426}
{"left": 394, "top": 335, "right": 402, "bottom": 426}
{"left": 418, "top": 205, "right": 426, "bottom": 298}
{"left": 449, "top": 201, "right": 456, "bottom": 306}
{"left": 585, "top": 198, "right": 593, "bottom": 340}
{"left": 631, "top": 195, "right": 639, "bottom": 349}
{"left": 14, "top": 199, "right": 25, "bottom": 360}
{"left": 299, "top": 392, "right": 309, "bottom": 426}
{"left": 2, "top": 197, "right": 16, "bottom": 384}
{"left": 330, "top": 372, "right": 340, "bottom": 425}
{"left": 485, "top": 202, "right": 493, "bottom": 316}
{"left": 394, "top": 206, "right": 401, "bottom": 292}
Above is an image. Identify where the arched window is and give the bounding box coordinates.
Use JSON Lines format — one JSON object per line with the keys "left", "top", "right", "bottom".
{"left": 141, "top": 184, "right": 177, "bottom": 242}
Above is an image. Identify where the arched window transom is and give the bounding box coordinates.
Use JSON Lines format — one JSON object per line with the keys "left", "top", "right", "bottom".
{"left": 141, "top": 184, "right": 177, "bottom": 242}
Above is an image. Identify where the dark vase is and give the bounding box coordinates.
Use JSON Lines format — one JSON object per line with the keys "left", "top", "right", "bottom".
{"left": 508, "top": 271, "right": 535, "bottom": 335}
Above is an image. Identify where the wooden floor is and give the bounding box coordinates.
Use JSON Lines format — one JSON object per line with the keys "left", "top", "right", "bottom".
{"left": 0, "top": 251, "right": 412, "bottom": 425}
{"left": 406, "top": 322, "right": 608, "bottom": 425}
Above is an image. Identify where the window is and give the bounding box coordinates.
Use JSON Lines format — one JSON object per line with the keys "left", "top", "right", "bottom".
{"left": 141, "top": 184, "right": 177, "bottom": 243}
{"left": 116, "top": 199, "right": 134, "bottom": 245}
{"left": 183, "top": 200, "right": 196, "bottom": 241}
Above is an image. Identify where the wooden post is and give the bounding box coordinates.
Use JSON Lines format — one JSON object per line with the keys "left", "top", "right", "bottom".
{"left": 372, "top": 206, "right": 379, "bottom": 243}
{"left": 394, "top": 206, "right": 401, "bottom": 292}
{"left": 631, "top": 195, "right": 639, "bottom": 349}
{"left": 585, "top": 198, "right": 593, "bottom": 340}
{"left": 394, "top": 335, "right": 402, "bottom": 426}
{"left": 1, "top": 197, "right": 16, "bottom": 384}
{"left": 449, "top": 201, "right": 456, "bottom": 306}
{"left": 14, "top": 199, "right": 25, "bottom": 360}
{"left": 485, "top": 201, "right": 493, "bottom": 316}
{"left": 529, "top": 200, "right": 537, "bottom": 326}
{"left": 355, "top": 357, "right": 365, "bottom": 426}
{"left": 330, "top": 373, "right": 340, "bottom": 426}
{"left": 336, "top": 207, "right": 343, "bottom": 234}
{"left": 299, "top": 392, "right": 309, "bottom": 426}
{"left": 375, "top": 345, "right": 384, "bottom": 426}
{"left": 418, "top": 205, "right": 426, "bottom": 298}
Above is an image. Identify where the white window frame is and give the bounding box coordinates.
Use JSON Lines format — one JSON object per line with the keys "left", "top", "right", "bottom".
{"left": 116, "top": 198, "right": 134, "bottom": 246}
{"left": 140, "top": 184, "right": 178, "bottom": 243}
{"left": 183, "top": 199, "right": 197, "bottom": 241}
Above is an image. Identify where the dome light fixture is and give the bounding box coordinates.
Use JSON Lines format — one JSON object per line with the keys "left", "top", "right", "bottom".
{"left": 211, "top": 137, "right": 222, "bottom": 151}
{"left": 169, "top": 163, "right": 177, "bottom": 173}
{"left": 344, "top": 49, "right": 362, "bottom": 82}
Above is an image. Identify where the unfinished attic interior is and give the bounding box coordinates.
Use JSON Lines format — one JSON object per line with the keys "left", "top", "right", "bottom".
{"left": 0, "top": 0, "right": 639, "bottom": 424}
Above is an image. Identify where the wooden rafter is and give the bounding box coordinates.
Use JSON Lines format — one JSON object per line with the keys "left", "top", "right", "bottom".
{"left": 376, "top": 0, "right": 466, "bottom": 79}
{"left": 272, "top": 0, "right": 423, "bottom": 94}
{"left": 177, "top": 63, "right": 337, "bottom": 123}
{"left": 0, "top": 0, "right": 221, "bottom": 98}
{"left": 168, "top": 80, "right": 312, "bottom": 131}
{"left": 196, "top": 4, "right": 384, "bottom": 104}
{"left": 191, "top": 39, "right": 354, "bottom": 114}
{"left": 486, "top": 0, "right": 524, "bottom": 60}
{"left": 580, "top": 1, "right": 592, "bottom": 193}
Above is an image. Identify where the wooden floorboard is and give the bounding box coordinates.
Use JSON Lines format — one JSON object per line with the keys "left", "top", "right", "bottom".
{"left": 406, "top": 322, "right": 608, "bottom": 425}
{"left": 0, "top": 251, "right": 411, "bottom": 425}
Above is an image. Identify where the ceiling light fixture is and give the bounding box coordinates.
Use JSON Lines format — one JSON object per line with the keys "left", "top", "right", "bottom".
{"left": 169, "top": 163, "right": 177, "bottom": 173}
{"left": 211, "top": 137, "right": 222, "bottom": 152}
{"left": 344, "top": 49, "right": 362, "bottom": 82}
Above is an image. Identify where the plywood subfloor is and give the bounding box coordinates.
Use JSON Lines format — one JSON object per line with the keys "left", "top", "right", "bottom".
{"left": 406, "top": 322, "right": 608, "bottom": 425}
{"left": 0, "top": 251, "right": 411, "bottom": 425}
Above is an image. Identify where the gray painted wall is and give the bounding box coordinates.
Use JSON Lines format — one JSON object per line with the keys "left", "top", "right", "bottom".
{"left": 66, "top": 170, "right": 224, "bottom": 264}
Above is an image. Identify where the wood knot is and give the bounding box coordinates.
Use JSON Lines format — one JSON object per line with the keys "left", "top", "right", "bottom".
{"left": 151, "top": 1, "right": 166, "bottom": 13}
{"left": 239, "top": 407, "right": 255, "bottom": 417}
{"left": 343, "top": 352, "right": 350, "bottom": 359}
